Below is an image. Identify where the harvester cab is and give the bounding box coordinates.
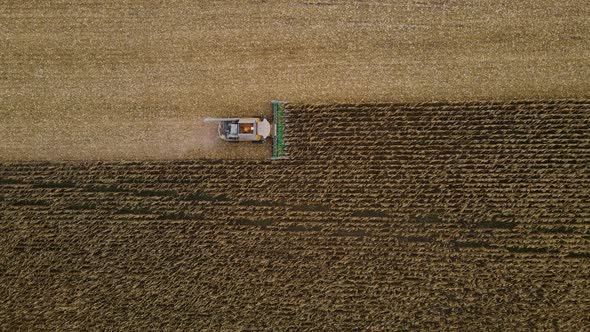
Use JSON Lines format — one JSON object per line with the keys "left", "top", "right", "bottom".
{"left": 203, "top": 101, "right": 288, "bottom": 159}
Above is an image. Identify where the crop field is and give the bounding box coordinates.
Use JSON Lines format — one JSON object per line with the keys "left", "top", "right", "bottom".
{"left": 1, "top": 100, "right": 589, "bottom": 330}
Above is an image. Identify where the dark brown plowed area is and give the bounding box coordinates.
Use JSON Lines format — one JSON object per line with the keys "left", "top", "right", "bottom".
{"left": 2, "top": 100, "right": 589, "bottom": 330}
{"left": 1, "top": 0, "right": 589, "bottom": 160}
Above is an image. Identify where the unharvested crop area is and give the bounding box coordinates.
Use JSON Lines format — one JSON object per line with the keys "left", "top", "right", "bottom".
{"left": 1, "top": 100, "right": 589, "bottom": 330}
{"left": 1, "top": 0, "right": 589, "bottom": 160}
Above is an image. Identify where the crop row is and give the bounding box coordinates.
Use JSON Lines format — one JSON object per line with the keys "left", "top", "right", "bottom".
{"left": 2, "top": 100, "right": 588, "bottom": 245}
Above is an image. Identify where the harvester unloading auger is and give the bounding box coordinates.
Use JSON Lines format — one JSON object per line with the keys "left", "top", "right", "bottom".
{"left": 204, "top": 101, "right": 288, "bottom": 160}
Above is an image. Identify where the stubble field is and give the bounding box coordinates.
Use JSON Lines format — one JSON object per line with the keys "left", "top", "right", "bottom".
{"left": 1, "top": 100, "right": 589, "bottom": 329}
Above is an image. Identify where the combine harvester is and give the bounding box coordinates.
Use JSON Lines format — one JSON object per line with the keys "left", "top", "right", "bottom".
{"left": 204, "top": 101, "right": 288, "bottom": 160}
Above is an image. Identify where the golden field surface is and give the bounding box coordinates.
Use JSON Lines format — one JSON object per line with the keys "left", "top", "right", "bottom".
{"left": 1, "top": 100, "right": 589, "bottom": 330}
{"left": 0, "top": 0, "right": 589, "bottom": 160}
{"left": 1, "top": 0, "right": 589, "bottom": 329}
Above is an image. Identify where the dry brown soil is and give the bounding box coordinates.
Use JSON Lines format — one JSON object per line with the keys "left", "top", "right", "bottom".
{"left": 1, "top": 0, "right": 589, "bottom": 160}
